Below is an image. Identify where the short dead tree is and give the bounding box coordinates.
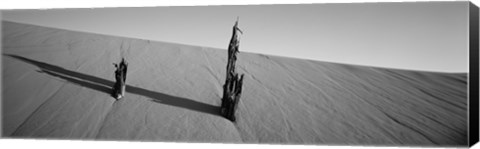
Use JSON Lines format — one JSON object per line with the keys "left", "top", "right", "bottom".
{"left": 112, "top": 58, "right": 128, "bottom": 99}
{"left": 221, "top": 19, "right": 245, "bottom": 122}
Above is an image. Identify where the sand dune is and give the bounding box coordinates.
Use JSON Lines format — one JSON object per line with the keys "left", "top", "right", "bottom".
{"left": 2, "top": 21, "right": 468, "bottom": 146}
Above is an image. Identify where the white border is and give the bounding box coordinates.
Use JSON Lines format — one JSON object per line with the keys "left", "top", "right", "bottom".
{"left": 0, "top": 0, "right": 462, "bottom": 9}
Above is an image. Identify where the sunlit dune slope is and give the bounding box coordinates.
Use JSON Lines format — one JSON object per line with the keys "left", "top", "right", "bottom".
{"left": 2, "top": 21, "right": 468, "bottom": 146}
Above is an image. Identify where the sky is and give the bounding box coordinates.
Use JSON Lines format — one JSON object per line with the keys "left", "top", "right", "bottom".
{"left": 1, "top": 1, "right": 470, "bottom": 72}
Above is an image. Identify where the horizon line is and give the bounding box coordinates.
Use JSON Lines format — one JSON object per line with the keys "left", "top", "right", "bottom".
{"left": 2, "top": 20, "right": 469, "bottom": 74}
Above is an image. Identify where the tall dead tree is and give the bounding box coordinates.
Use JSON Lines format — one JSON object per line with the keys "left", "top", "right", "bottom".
{"left": 220, "top": 19, "right": 245, "bottom": 122}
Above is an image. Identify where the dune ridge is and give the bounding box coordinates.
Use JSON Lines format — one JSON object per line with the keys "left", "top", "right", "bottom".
{"left": 2, "top": 21, "right": 468, "bottom": 146}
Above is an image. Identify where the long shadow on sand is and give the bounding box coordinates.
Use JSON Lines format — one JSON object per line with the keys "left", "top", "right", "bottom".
{"left": 4, "top": 54, "right": 221, "bottom": 117}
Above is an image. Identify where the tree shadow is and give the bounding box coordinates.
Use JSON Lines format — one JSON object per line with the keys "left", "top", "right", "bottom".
{"left": 4, "top": 54, "right": 221, "bottom": 117}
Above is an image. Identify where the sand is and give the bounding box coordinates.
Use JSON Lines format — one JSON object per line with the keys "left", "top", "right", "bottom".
{"left": 1, "top": 21, "right": 468, "bottom": 146}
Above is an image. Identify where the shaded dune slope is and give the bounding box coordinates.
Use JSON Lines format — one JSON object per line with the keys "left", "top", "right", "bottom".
{"left": 2, "top": 21, "right": 468, "bottom": 146}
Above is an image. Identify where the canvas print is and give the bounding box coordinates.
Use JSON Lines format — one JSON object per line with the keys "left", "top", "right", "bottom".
{"left": 1, "top": 1, "right": 477, "bottom": 147}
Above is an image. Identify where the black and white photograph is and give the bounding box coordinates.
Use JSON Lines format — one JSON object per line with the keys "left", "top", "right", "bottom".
{"left": 1, "top": 1, "right": 478, "bottom": 148}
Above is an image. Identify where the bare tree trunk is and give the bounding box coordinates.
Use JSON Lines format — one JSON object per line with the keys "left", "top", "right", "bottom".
{"left": 112, "top": 58, "right": 128, "bottom": 100}
{"left": 221, "top": 19, "right": 245, "bottom": 122}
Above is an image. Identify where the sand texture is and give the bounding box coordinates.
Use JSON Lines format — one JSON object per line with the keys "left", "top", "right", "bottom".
{"left": 2, "top": 21, "right": 468, "bottom": 146}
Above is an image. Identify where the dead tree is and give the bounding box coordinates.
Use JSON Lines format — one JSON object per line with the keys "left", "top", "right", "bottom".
{"left": 221, "top": 19, "right": 245, "bottom": 122}
{"left": 112, "top": 58, "right": 128, "bottom": 99}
